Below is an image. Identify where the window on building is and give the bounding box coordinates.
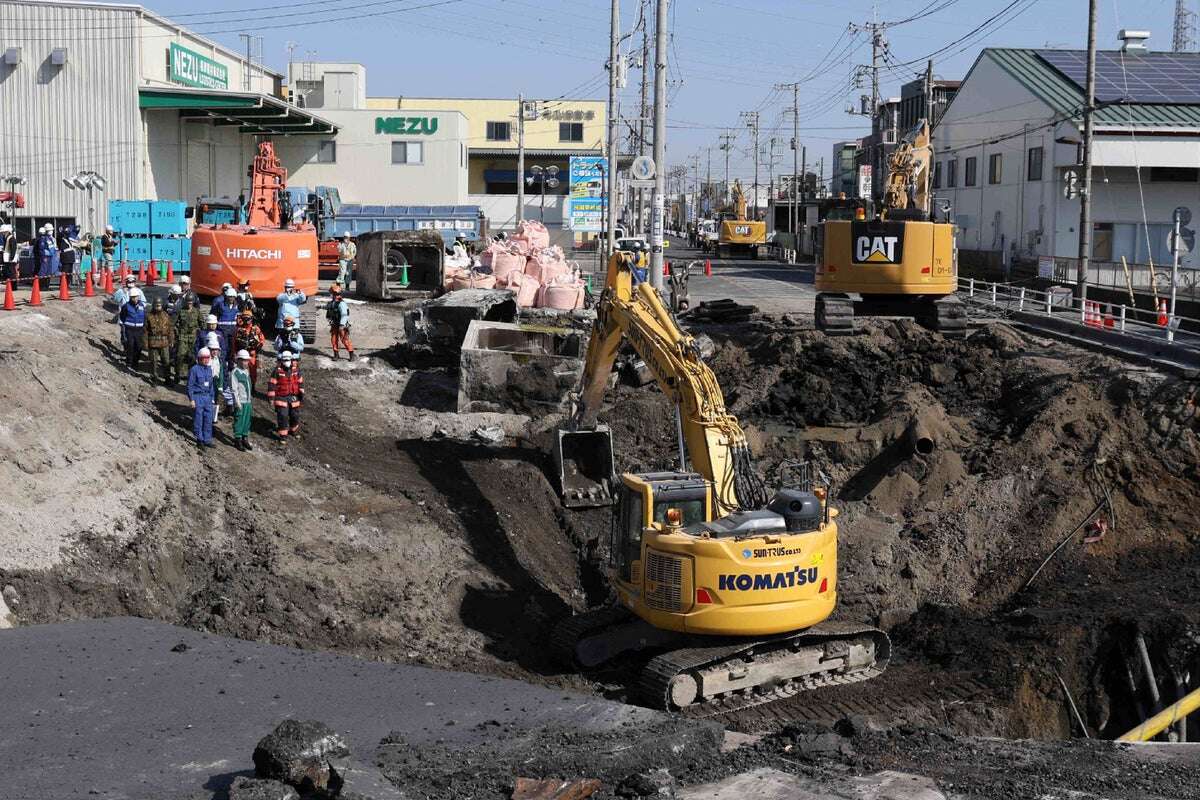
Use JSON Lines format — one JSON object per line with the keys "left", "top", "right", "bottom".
{"left": 559, "top": 122, "right": 584, "bottom": 142}
{"left": 1150, "top": 167, "right": 1200, "bottom": 182}
{"left": 964, "top": 156, "right": 977, "bottom": 187}
{"left": 315, "top": 140, "right": 336, "bottom": 164}
{"left": 1026, "top": 146, "right": 1043, "bottom": 182}
{"left": 932, "top": 161, "right": 942, "bottom": 189}
{"left": 391, "top": 141, "right": 423, "bottom": 165}
{"left": 988, "top": 153, "right": 1002, "bottom": 184}
{"left": 486, "top": 121, "right": 511, "bottom": 141}
{"left": 947, "top": 159, "right": 958, "bottom": 188}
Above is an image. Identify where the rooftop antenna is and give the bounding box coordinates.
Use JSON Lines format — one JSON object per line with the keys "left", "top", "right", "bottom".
{"left": 1172, "top": 0, "right": 1196, "bottom": 51}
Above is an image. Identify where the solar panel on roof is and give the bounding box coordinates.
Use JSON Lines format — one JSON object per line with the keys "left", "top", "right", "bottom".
{"left": 1035, "top": 50, "right": 1200, "bottom": 104}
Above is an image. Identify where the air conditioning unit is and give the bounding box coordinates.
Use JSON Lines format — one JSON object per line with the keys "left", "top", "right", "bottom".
{"left": 50, "top": 48, "right": 68, "bottom": 66}
{"left": 3, "top": 47, "right": 20, "bottom": 65}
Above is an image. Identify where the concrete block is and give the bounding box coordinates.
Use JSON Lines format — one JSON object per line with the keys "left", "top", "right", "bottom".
{"left": 404, "top": 289, "right": 518, "bottom": 364}
{"left": 457, "top": 320, "right": 585, "bottom": 414}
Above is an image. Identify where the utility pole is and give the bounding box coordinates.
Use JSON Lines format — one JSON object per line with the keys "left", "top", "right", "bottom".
{"left": 705, "top": 146, "right": 712, "bottom": 218}
{"left": 649, "top": 0, "right": 668, "bottom": 289}
{"left": 924, "top": 59, "right": 934, "bottom": 214}
{"left": 605, "top": 0, "right": 620, "bottom": 258}
{"left": 849, "top": 15, "right": 888, "bottom": 200}
{"left": 1077, "top": 0, "right": 1097, "bottom": 305}
{"left": 741, "top": 111, "right": 760, "bottom": 220}
{"left": 719, "top": 133, "right": 735, "bottom": 206}
{"left": 637, "top": 0, "right": 650, "bottom": 235}
{"left": 517, "top": 93, "right": 526, "bottom": 224}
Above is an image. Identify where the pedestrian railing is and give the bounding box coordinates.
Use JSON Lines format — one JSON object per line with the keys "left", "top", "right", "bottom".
{"left": 959, "top": 277, "right": 1200, "bottom": 350}
{"left": 1051, "top": 257, "right": 1200, "bottom": 301}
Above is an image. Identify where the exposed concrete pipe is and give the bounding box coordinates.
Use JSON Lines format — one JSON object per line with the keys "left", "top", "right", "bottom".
{"left": 905, "top": 417, "right": 936, "bottom": 456}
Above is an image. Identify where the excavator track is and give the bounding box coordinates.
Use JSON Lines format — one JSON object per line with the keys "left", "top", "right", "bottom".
{"left": 551, "top": 605, "right": 638, "bottom": 668}
{"left": 637, "top": 621, "right": 890, "bottom": 715}
{"left": 815, "top": 293, "right": 855, "bottom": 336}
{"left": 927, "top": 295, "right": 968, "bottom": 338}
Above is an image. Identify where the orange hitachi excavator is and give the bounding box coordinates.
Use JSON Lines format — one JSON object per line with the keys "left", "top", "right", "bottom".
{"left": 191, "top": 141, "right": 319, "bottom": 340}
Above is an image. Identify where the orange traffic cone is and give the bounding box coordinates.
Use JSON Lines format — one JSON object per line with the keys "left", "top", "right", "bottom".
{"left": 29, "top": 277, "right": 42, "bottom": 307}
{"left": 58, "top": 274, "right": 70, "bottom": 301}
{"left": 103, "top": 268, "right": 114, "bottom": 294}
{"left": 165, "top": 260, "right": 174, "bottom": 283}
{"left": 137, "top": 261, "right": 147, "bottom": 283}
{"left": 2, "top": 279, "right": 14, "bottom": 311}
{"left": 663, "top": 260, "right": 671, "bottom": 276}
{"left": 1103, "top": 303, "right": 1114, "bottom": 328}
{"left": 119, "top": 261, "right": 129, "bottom": 282}
{"left": 84, "top": 271, "right": 95, "bottom": 297}
{"left": 704, "top": 259, "right": 712, "bottom": 277}
{"left": 1157, "top": 299, "right": 1169, "bottom": 327}
{"left": 146, "top": 260, "right": 156, "bottom": 286}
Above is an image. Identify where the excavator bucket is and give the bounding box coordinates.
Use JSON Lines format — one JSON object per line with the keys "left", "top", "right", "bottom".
{"left": 554, "top": 426, "right": 615, "bottom": 508}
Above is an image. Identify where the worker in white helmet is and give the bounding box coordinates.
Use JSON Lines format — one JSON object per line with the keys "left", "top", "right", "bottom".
{"left": 0, "top": 223, "right": 16, "bottom": 281}
{"left": 194, "top": 313, "right": 228, "bottom": 358}
{"left": 336, "top": 232, "right": 357, "bottom": 289}
{"left": 118, "top": 286, "right": 147, "bottom": 371}
{"left": 100, "top": 224, "right": 118, "bottom": 272}
{"left": 188, "top": 347, "right": 217, "bottom": 448}
{"left": 275, "top": 277, "right": 307, "bottom": 329}
{"left": 230, "top": 349, "right": 254, "bottom": 451}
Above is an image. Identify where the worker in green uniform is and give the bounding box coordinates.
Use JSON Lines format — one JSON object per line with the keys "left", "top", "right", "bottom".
{"left": 230, "top": 349, "right": 254, "bottom": 451}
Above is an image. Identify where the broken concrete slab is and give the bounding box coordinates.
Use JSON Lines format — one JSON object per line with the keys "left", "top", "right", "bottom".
{"left": 0, "top": 618, "right": 721, "bottom": 799}
{"left": 457, "top": 319, "right": 585, "bottom": 414}
{"left": 253, "top": 719, "right": 349, "bottom": 792}
{"left": 404, "top": 289, "right": 518, "bottom": 363}
{"left": 676, "top": 768, "right": 947, "bottom": 800}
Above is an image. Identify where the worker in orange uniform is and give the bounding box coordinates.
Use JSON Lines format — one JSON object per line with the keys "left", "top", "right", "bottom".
{"left": 231, "top": 308, "right": 267, "bottom": 387}
{"left": 326, "top": 283, "right": 356, "bottom": 361}
{"left": 266, "top": 350, "right": 304, "bottom": 442}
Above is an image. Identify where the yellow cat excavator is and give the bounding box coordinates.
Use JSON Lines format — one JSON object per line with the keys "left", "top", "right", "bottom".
{"left": 815, "top": 121, "right": 966, "bottom": 336}
{"left": 715, "top": 180, "right": 766, "bottom": 260}
{"left": 552, "top": 252, "right": 888, "bottom": 711}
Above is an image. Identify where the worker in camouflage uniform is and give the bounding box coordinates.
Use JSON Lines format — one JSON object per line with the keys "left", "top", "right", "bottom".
{"left": 231, "top": 307, "right": 267, "bottom": 387}
{"left": 145, "top": 297, "right": 176, "bottom": 384}
{"left": 174, "top": 295, "right": 202, "bottom": 384}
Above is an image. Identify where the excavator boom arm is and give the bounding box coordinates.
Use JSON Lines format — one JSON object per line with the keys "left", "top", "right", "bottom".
{"left": 565, "top": 254, "right": 762, "bottom": 513}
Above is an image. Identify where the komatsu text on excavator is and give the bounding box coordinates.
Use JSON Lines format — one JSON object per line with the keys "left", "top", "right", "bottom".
{"left": 815, "top": 121, "right": 965, "bottom": 336}
{"left": 552, "top": 252, "right": 889, "bottom": 712}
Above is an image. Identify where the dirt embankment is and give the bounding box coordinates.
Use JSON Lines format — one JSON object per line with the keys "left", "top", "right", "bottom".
{"left": 4, "top": 295, "right": 1199, "bottom": 746}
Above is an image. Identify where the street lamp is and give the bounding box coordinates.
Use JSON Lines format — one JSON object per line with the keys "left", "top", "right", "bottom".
{"left": 525, "top": 165, "right": 560, "bottom": 223}
{"left": 63, "top": 170, "right": 107, "bottom": 236}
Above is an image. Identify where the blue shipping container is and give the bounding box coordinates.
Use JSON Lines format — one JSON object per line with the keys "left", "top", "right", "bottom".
{"left": 121, "top": 237, "right": 152, "bottom": 265}
{"left": 151, "top": 237, "right": 191, "bottom": 273}
{"left": 109, "top": 200, "right": 152, "bottom": 236}
{"left": 150, "top": 201, "right": 188, "bottom": 236}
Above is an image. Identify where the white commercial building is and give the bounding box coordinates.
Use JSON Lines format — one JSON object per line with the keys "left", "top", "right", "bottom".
{"left": 932, "top": 37, "right": 1200, "bottom": 281}
{"left": 0, "top": 0, "right": 338, "bottom": 237}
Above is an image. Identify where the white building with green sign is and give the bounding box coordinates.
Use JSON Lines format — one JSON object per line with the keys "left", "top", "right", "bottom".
{"left": 0, "top": 0, "right": 335, "bottom": 238}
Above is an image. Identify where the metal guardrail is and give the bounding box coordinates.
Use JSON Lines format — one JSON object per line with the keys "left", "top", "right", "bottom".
{"left": 1051, "top": 257, "right": 1200, "bottom": 300}
{"left": 959, "top": 277, "right": 1200, "bottom": 349}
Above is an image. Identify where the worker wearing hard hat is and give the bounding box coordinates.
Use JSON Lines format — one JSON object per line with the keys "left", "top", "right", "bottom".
{"left": 326, "top": 283, "right": 355, "bottom": 361}
{"left": 275, "top": 277, "right": 307, "bottom": 329}
{"left": 232, "top": 308, "right": 266, "bottom": 387}
{"left": 336, "top": 232, "right": 357, "bottom": 289}
{"left": 274, "top": 315, "right": 305, "bottom": 358}
{"left": 174, "top": 293, "right": 202, "bottom": 382}
{"left": 145, "top": 297, "right": 176, "bottom": 385}
{"left": 118, "top": 286, "right": 147, "bottom": 371}
{"left": 235, "top": 279, "right": 257, "bottom": 316}
{"left": 188, "top": 347, "right": 217, "bottom": 449}
{"left": 194, "top": 313, "right": 228, "bottom": 360}
{"left": 267, "top": 350, "right": 304, "bottom": 442}
{"left": 176, "top": 274, "right": 200, "bottom": 309}
{"left": 100, "top": 224, "right": 118, "bottom": 271}
{"left": 206, "top": 332, "right": 226, "bottom": 421}
{"left": 230, "top": 350, "right": 254, "bottom": 451}
{"left": 0, "top": 224, "right": 17, "bottom": 281}
{"left": 211, "top": 286, "right": 241, "bottom": 359}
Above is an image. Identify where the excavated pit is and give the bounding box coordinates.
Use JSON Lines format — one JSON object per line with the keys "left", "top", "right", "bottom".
{"left": 3, "top": 295, "right": 1199, "bottom": 791}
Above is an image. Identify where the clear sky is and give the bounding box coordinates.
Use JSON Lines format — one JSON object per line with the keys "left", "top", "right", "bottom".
{"left": 145, "top": 0, "right": 1184, "bottom": 187}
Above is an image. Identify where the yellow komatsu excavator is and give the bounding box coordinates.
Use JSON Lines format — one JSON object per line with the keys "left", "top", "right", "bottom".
{"left": 715, "top": 180, "right": 766, "bottom": 260}
{"left": 552, "top": 252, "right": 889, "bottom": 711}
{"left": 815, "top": 120, "right": 966, "bottom": 336}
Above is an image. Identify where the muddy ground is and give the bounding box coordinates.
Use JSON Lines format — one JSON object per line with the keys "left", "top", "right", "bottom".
{"left": 2, "top": 290, "right": 1199, "bottom": 797}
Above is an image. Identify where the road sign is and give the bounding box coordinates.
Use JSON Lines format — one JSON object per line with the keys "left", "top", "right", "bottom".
{"left": 631, "top": 156, "right": 656, "bottom": 181}
{"left": 627, "top": 178, "right": 655, "bottom": 189}
{"left": 1063, "top": 170, "right": 1079, "bottom": 199}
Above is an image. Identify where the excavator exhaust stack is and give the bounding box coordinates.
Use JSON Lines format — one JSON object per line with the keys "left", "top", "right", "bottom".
{"left": 555, "top": 426, "right": 615, "bottom": 508}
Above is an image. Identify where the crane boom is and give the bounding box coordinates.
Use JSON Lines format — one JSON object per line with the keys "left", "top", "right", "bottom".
{"left": 561, "top": 252, "right": 765, "bottom": 513}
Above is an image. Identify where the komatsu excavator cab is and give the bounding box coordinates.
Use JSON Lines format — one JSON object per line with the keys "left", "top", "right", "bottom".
{"left": 612, "top": 473, "right": 710, "bottom": 585}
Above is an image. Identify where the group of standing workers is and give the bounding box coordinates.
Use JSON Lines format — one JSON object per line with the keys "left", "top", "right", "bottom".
{"left": 112, "top": 272, "right": 356, "bottom": 452}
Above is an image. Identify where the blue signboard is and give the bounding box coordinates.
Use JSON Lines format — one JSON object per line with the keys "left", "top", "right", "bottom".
{"left": 567, "top": 156, "right": 608, "bottom": 232}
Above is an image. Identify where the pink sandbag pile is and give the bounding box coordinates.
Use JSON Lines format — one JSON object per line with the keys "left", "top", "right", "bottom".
{"left": 443, "top": 224, "right": 585, "bottom": 310}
